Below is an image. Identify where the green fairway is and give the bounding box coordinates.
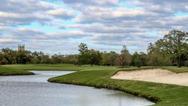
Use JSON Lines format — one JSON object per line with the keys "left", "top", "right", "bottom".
{"left": 0, "top": 64, "right": 80, "bottom": 75}
{"left": 0, "top": 64, "right": 188, "bottom": 105}
{"left": 0, "top": 64, "right": 120, "bottom": 75}
{"left": 47, "top": 65, "right": 188, "bottom": 106}
{"left": 2, "top": 64, "right": 81, "bottom": 71}
{"left": 49, "top": 69, "right": 188, "bottom": 106}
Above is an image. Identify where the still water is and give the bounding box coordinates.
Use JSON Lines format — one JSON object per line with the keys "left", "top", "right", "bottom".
{"left": 0, "top": 71, "right": 154, "bottom": 106}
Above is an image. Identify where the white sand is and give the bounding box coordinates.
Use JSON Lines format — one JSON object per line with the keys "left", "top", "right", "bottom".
{"left": 111, "top": 69, "right": 188, "bottom": 86}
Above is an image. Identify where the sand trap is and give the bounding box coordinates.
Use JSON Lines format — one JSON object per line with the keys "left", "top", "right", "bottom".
{"left": 111, "top": 69, "right": 188, "bottom": 86}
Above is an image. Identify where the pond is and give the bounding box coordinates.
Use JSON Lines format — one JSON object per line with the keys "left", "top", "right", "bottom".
{"left": 0, "top": 71, "right": 154, "bottom": 106}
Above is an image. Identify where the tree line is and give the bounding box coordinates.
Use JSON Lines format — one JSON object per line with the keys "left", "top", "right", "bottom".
{"left": 75, "top": 29, "right": 188, "bottom": 67}
{"left": 0, "top": 29, "right": 188, "bottom": 67}
{"left": 0, "top": 45, "right": 77, "bottom": 64}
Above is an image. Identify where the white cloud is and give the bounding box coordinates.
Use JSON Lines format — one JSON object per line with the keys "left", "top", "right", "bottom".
{"left": 0, "top": 0, "right": 76, "bottom": 26}
{"left": 1, "top": 0, "right": 188, "bottom": 54}
{"left": 47, "top": 8, "right": 75, "bottom": 19}
{"left": 62, "top": 0, "right": 119, "bottom": 6}
{"left": 0, "top": 38, "right": 20, "bottom": 44}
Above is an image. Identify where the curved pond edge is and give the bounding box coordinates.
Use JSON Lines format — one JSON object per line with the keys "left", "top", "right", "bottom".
{"left": 48, "top": 71, "right": 159, "bottom": 105}
{"left": 0, "top": 71, "right": 34, "bottom": 76}
{"left": 48, "top": 80, "right": 159, "bottom": 103}
{"left": 0, "top": 69, "right": 159, "bottom": 104}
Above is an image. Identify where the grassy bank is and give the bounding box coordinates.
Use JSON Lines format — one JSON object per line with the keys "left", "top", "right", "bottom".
{"left": 0, "top": 66, "right": 33, "bottom": 75}
{"left": 48, "top": 66, "right": 188, "bottom": 106}
{"left": 0, "top": 64, "right": 79, "bottom": 75}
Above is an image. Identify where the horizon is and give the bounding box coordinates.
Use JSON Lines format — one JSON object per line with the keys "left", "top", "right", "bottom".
{"left": 1, "top": 0, "right": 188, "bottom": 54}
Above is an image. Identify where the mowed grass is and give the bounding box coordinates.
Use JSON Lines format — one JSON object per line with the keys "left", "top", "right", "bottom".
{"left": 0, "top": 64, "right": 188, "bottom": 105}
{"left": 2, "top": 64, "right": 81, "bottom": 71}
{"left": 0, "top": 64, "right": 80, "bottom": 75}
{"left": 48, "top": 65, "right": 188, "bottom": 106}
{"left": 1, "top": 64, "right": 188, "bottom": 74}
{"left": 0, "top": 64, "right": 120, "bottom": 75}
{"left": 0, "top": 66, "right": 33, "bottom": 75}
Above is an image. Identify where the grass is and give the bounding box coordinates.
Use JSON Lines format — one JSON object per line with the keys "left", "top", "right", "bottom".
{"left": 162, "top": 66, "right": 188, "bottom": 73}
{"left": 0, "top": 64, "right": 188, "bottom": 105}
{"left": 2, "top": 64, "right": 81, "bottom": 71}
{"left": 48, "top": 65, "right": 188, "bottom": 106}
{"left": 0, "top": 64, "right": 81, "bottom": 75}
{"left": 0, "top": 66, "right": 33, "bottom": 75}
{"left": 0, "top": 64, "right": 119, "bottom": 75}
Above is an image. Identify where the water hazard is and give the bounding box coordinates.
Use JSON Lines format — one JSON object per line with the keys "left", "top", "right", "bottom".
{"left": 0, "top": 71, "right": 154, "bottom": 106}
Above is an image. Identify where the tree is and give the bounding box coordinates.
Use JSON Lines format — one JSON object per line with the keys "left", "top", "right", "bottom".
{"left": 88, "top": 49, "right": 102, "bottom": 65}
{"left": 139, "top": 52, "right": 147, "bottom": 66}
{"left": 78, "top": 43, "right": 102, "bottom": 65}
{"left": 62, "top": 55, "right": 78, "bottom": 64}
{"left": 164, "top": 30, "right": 188, "bottom": 67}
{"left": 147, "top": 43, "right": 171, "bottom": 66}
{"left": 131, "top": 52, "right": 142, "bottom": 67}
{"left": 16, "top": 45, "right": 31, "bottom": 64}
{"left": 30, "top": 51, "right": 41, "bottom": 64}
{"left": 1, "top": 48, "right": 17, "bottom": 64}
{"left": 51, "top": 54, "right": 63, "bottom": 64}
{"left": 78, "top": 43, "right": 90, "bottom": 64}
{"left": 101, "top": 51, "right": 118, "bottom": 66}
{"left": 121, "top": 45, "right": 132, "bottom": 66}
{"left": 116, "top": 45, "right": 131, "bottom": 66}
{"left": 78, "top": 43, "right": 88, "bottom": 54}
{"left": 153, "top": 30, "right": 188, "bottom": 67}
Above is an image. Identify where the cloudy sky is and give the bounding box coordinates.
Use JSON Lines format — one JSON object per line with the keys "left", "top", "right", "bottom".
{"left": 0, "top": 0, "right": 188, "bottom": 54}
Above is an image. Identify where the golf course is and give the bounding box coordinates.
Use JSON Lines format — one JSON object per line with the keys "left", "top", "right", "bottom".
{"left": 0, "top": 64, "right": 188, "bottom": 106}
{"left": 1, "top": 0, "right": 188, "bottom": 106}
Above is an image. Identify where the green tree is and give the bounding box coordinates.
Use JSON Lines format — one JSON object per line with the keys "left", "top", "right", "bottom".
{"left": 131, "top": 52, "right": 142, "bottom": 67}
{"left": 101, "top": 51, "right": 118, "bottom": 66}
{"left": 115, "top": 45, "right": 131, "bottom": 66}
{"left": 51, "top": 54, "right": 63, "bottom": 64}
{"left": 62, "top": 55, "right": 78, "bottom": 64}
{"left": 147, "top": 43, "right": 171, "bottom": 66}
{"left": 78, "top": 43, "right": 88, "bottom": 54}
{"left": 164, "top": 30, "right": 188, "bottom": 67}
{"left": 151, "top": 30, "right": 188, "bottom": 67}
{"left": 30, "top": 51, "right": 41, "bottom": 64}
{"left": 78, "top": 43, "right": 90, "bottom": 64}
{"left": 88, "top": 49, "right": 102, "bottom": 65}
{"left": 1, "top": 48, "right": 16, "bottom": 64}
{"left": 16, "top": 45, "right": 31, "bottom": 64}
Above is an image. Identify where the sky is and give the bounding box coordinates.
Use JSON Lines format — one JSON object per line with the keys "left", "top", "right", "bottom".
{"left": 0, "top": 0, "right": 188, "bottom": 54}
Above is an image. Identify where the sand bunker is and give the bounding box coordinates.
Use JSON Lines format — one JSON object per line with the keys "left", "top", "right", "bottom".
{"left": 111, "top": 69, "right": 188, "bottom": 86}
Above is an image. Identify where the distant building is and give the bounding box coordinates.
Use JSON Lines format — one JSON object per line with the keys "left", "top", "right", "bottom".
{"left": 18, "top": 45, "right": 25, "bottom": 52}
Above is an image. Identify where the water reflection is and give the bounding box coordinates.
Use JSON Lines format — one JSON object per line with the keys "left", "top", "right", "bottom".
{"left": 0, "top": 71, "right": 154, "bottom": 106}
